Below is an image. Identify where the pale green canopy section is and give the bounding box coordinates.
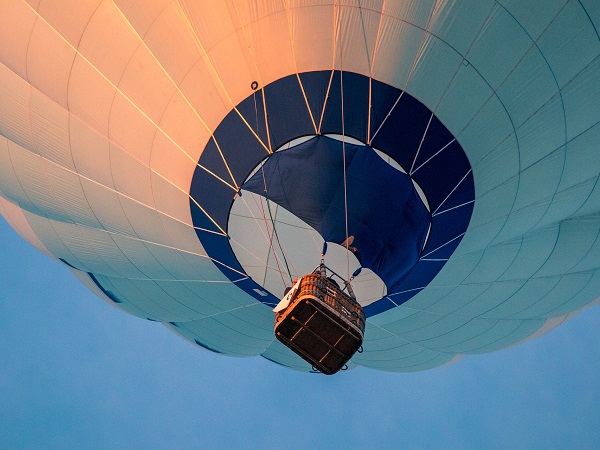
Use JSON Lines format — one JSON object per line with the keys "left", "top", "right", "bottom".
{"left": 0, "top": 0, "right": 599, "bottom": 372}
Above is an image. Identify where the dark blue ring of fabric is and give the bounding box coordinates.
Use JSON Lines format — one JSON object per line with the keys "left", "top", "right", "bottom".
{"left": 190, "top": 71, "right": 474, "bottom": 316}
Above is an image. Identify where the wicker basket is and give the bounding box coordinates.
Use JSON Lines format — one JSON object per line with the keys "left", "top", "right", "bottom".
{"left": 274, "top": 274, "right": 366, "bottom": 374}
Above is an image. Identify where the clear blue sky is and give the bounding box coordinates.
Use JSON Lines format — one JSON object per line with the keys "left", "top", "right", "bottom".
{"left": 1, "top": 215, "right": 600, "bottom": 449}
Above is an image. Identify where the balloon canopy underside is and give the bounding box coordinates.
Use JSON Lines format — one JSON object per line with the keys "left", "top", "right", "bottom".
{"left": 1, "top": 0, "right": 600, "bottom": 372}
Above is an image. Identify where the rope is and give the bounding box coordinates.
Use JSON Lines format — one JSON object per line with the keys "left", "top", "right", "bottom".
{"left": 250, "top": 192, "right": 288, "bottom": 288}
{"left": 337, "top": 2, "right": 351, "bottom": 282}
{"left": 265, "top": 196, "right": 294, "bottom": 284}
{"left": 261, "top": 165, "right": 294, "bottom": 284}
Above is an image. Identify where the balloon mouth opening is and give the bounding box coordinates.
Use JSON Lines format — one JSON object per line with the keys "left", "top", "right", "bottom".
{"left": 227, "top": 133, "right": 432, "bottom": 304}
{"left": 190, "top": 70, "right": 475, "bottom": 315}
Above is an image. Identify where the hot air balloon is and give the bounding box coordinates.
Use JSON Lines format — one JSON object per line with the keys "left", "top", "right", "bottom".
{"left": 1, "top": 0, "right": 600, "bottom": 372}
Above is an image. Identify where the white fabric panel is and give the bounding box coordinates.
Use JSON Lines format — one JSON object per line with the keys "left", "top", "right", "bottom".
{"left": 36, "top": 0, "right": 102, "bottom": 47}
{"left": 536, "top": 0, "right": 600, "bottom": 89}
{"left": 371, "top": 15, "right": 433, "bottom": 91}
{"left": 498, "top": 0, "right": 567, "bottom": 41}
{"left": 496, "top": 47, "right": 560, "bottom": 129}
{"left": 467, "top": 319, "right": 545, "bottom": 354}
{"left": 78, "top": 178, "right": 136, "bottom": 236}
{"left": 71, "top": 269, "right": 150, "bottom": 319}
{"left": 462, "top": 240, "right": 521, "bottom": 284}
{"left": 42, "top": 161, "right": 103, "bottom": 229}
{"left": 0, "top": 138, "right": 33, "bottom": 208}
{"left": 109, "top": 139, "right": 155, "bottom": 207}
{"left": 355, "top": 329, "right": 458, "bottom": 371}
{"left": 499, "top": 226, "right": 559, "bottom": 281}
{"left": 562, "top": 55, "right": 600, "bottom": 141}
{"left": 153, "top": 281, "right": 249, "bottom": 316}
{"left": 178, "top": 62, "right": 230, "bottom": 137}
{"left": 154, "top": 92, "right": 214, "bottom": 172}
{"left": 466, "top": 5, "right": 535, "bottom": 90}
{"left": 0, "top": 0, "right": 37, "bottom": 79}
{"left": 77, "top": 1, "right": 140, "bottom": 87}
{"left": 261, "top": 340, "right": 313, "bottom": 371}
{"left": 165, "top": 304, "right": 274, "bottom": 357}
{"left": 384, "top": 0, "right": 438, "bottom": 30}
{"left": 544, "top": 271, "right": 600, "bottom": 317}
{"left": 6, "top": 139, "right": 71, "bottom": 222}
{"left": 515, "top": 97, "right": 566, "bottom": 171}
{"left": 428, "top": 282, "right": 519, "bottom": 316}
{"left": 117, "top": 45, "right": 178, "bottom": 126}
{"left": 94, "top": 275, "right": 189, "bottom": 321}
{"left": 403, "top": 33, "right": 464, "bottom": 111}
{"left": 536, "top": 217, "right": 600, "bottom": 277}
{"left": 29, "top": 91, "right": 74, "bottom": 170}
{"left": 333, "top": 4, "right": 381, "bottom": 76}
{"left": 0, "top": 195, "right": 52, "bottom": 257}
{"left": 455, "top": 95, "right": 515, "bottom": 170}
{"left": 113, "top": 0, "right": 170, "bottom": 37}
{"left": 285, "top": 3, "right": 334, "bottom": 74}
{"left": 234, "top": 7, "right": 297, "bottom": 88}
{"left": 435, "top": 61, "right": 495, "bottom": 137}
{"left": 429, "top": 1, "right": 495, "bottom": 55}
{"left": 0, "top": 63, "right": 37, "bottom": 152}
{"left": 511, "top": 272, "right": 594, "bottom": 319}
{"left": 26, "top": 11, "right": 76, "bottom": 109}
{"left": 24, "top": 212, "right": 91, "bottom": 270}
{"left": 541, "top": 180, "right": 597, "bottom": 230}
{"left": 459, "top": 179, "right": 519, "bottom": 252}
{"left": 108, "top": 95, "right": 156, "bottom": 171}
{"left": 579, "top": 0, "right": 600, "bottom": 26}
{"left": 560, "top": 119, "right": 600, "bottom": 195}
{"left": 493, "top": 152, "right": 564, "bottom": 241}
{"left": 67, "top": 55, "right": 117, "bottom": 136}
{"left": 134, "top": 2, "right": 199, "bottom": 85}
{"left": 69, "top": 116, "right": 114, "bottom": 189}
{"left": 152, "top": 216, "right": 227, "bottom": 282}
{"left": 470, "top": 136, "right": 520, "bottom": 199}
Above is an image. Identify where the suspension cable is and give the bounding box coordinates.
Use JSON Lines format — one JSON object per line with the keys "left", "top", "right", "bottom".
{"left": 337, "top": 2, "right": 351, "bottom": 282}
{"left": 260, "top": 165, "right": 294, "bottom": 284}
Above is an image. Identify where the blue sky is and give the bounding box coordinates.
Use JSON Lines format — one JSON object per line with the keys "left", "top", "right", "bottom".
{"left": 1, "top": 215, "right": 600, "bottom": 449}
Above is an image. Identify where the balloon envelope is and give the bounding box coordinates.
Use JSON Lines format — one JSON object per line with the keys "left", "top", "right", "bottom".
{"left": 1, "top": 0, "right": 600, "bottom": 371}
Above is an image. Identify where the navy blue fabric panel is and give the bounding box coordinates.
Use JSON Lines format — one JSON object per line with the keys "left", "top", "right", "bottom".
{"left": 194, "top": 339, "right": 223, "bottom": 354}
{"left": 370, "top": 93, "right": 434, "bottom": 170}
{"left": 190, "top": 197, "right": 223, "bottom": 234}
{"left": 324, "top": 146, "right": 429, "bottom": 289}
{"left": 263, "top": 74, "right": 315, "bottom": 150}
{"left": 59, "top": 257, "right": 79, "bottom": 270}
{"left": 236, "top": 89, "right": 269, "bottom": 147}
{"left": 212, "top": 110, "right": 270, "bottom": 187}
{"left": 321, "top": 71, "right": 370, "bottom": 143}
{"left": 298, "top": 71, "right": 330, "bottom": 129}
{"left": 190, "top": 139, "right": 235, "bottom": 231}
{"left": 386, "top": 288, "right": 425, "bottom": 307}
{"left": 318, "top": 71, "right": 343, "bottom": 135}
{"left": 363, "top": 297, "right": 397, "bottom": 316}
{"left": 389, "top": 260, "right": 446, "bottom": 293}
{"left": 434, "top": 170, "right": 475, "bottom": 212}
{"left": 424, "top": 206, "right": 471, "bottom": 257}
{"left": 410, "top": 116, "right": 455, "bottom": 172}
{"left": 243, "top": 136, "right": 354, "bottom": 233}
{"left": 198, "top": 232, "right": 245, "bottom": 280}
{"left": 243, "top": 135, "right": 430, "bottom": 291}
{"left": 411, "top": 145, "right": 473, "bottom": 212}
{"left": 369, "top": 79, "right": 403, "bottom": 142}
{"left": 87, "top": 273, "right": 124, "bottom": 304}
{"left": 422, "top": 237, "right": 462, "bottom": 260}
